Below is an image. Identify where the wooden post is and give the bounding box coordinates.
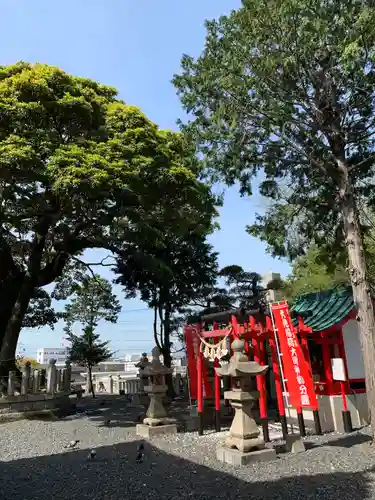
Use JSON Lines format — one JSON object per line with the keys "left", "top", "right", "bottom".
{"left": 258, "top": 336, "right": 270, "bottom": 442}
{"left": 213, "top": 322, "right": 221, "bottom": 432}
{"left": 300, "top": 333, "right": 322, "bottom": 435}
{"left": 321, "top": 333, "right": 334, "bottom": 393}
{"left": 269, "top": 335, "right": 288, "bottom": 439}
{"left": 252, "top": 336, "right": 269, "bottom": 442}
{"left": 197, "top": 345, "right": 204, "bottom": 435}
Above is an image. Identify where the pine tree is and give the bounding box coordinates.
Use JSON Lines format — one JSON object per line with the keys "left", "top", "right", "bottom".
{"left": 67, "top": 327, "right": 112, "bottom": 398}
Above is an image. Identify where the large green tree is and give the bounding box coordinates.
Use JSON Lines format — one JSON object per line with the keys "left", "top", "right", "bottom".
{"left": 173, "top": 1, "right": 375, "bottom": 434}
{"left": 115, "top": 233, "right": 218, "bottom": 396}
{"left": 0, "top": 62, "right": 213, "bottom": 380}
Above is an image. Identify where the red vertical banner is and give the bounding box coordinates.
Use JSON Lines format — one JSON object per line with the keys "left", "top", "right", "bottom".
{"left": 271, "top": 302, "right": 318, "bottom": 410}
{"left": 184, "top": 325, "right": 212, "bottom": 400}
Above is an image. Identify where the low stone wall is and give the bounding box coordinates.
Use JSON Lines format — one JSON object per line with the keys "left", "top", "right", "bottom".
{"left": 85, "top": 371, "right": 187, "bottom": 396}
{"left": 0, "top": 393, "right": 72, "bottom": 421}
{"left": 0, "top": 358, "right": 73, "bottom": 422}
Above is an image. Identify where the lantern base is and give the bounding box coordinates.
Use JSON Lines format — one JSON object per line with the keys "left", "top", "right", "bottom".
{"left": 216, "top": 445, "right": 276, "bottom": 466}
{"left": 225, "top": 435, "right": 265, "bottom": 453}
{"left": 136, "top": 423, "right": 177, "bottom": 438}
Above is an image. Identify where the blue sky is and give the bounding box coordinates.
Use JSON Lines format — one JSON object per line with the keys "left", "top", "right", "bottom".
{"left": 0, "top": 0, "right": 291, "bottom": 357}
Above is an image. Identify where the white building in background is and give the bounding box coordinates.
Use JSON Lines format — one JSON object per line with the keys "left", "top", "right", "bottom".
{"left": 36, "top": 347, "right": 68, "bottom": 365}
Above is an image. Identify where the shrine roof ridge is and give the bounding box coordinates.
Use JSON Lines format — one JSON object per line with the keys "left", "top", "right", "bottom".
{"left": 290, "top": 285, "right": 354, "bottom": 332}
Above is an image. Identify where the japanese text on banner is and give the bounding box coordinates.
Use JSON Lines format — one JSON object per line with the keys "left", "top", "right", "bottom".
{"left": 272, "top": 302, "right": 317, "bottom": 409}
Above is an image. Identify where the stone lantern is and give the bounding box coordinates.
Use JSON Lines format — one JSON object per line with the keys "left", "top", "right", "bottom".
{"left": 215, "top": 338, "right": 276, "bottom": 465}
{"left": 136, "top": 346, "right": 177, "bottom": 438}
{"left": 133, "top": 352, "right": 150, "bottom": 406}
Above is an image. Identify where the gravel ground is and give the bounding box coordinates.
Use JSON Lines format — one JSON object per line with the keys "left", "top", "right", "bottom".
{"left": 1, "top": 398, "right": 375, "bottom": 500}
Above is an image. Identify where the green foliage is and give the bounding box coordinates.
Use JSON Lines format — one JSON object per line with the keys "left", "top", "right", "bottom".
{"left": 67, "top": 326, "right": 112, "bottom": 397}
{"left": 63, "top": 274, "right": 121, "bottom": 335}
{"left": 116, "top": 233, "right": 218, "bottom": 358}
{"left": 283, "top": 233, "right": 375, "bottom": 300}
{"left": 219, "top": 265, "right": 268, "bottom": 310}
{"left": 67, "top": 327, "right": 112, "bottom": 369}
{"left": 174, "top": 265, "right": 272, "bottom": 337}
{"left": 0, "top": 62, "right": 215, "bottom": 366}
{"left": 282, "top": 246, "right": 349, "bottom": 300}
{"left": 64, "top": 274, "right": 118, "bottom": 398}
{"left": 23, "top": 287, "right": 60, "bottom": 329}
{"left": 173, "top": 0, "right": 375, "bottom": 259}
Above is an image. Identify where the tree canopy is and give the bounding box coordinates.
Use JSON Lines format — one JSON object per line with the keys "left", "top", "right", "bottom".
{"left": 173, "top": 0, "right": 375, "bottom": 435}
{"left": 173, "top": 0, "right": 375, "bottom": 257}
{"left": 63, "top": 274, "right": 121, "bottom": 336}
{"left": 0, "top": 62, "right": 216, "bottom": 378}
{"left": 282, "top": 246, "right": 348, "bottom": 300}
{"left": 115, "top": 232, "right": 218, "bottom": 372}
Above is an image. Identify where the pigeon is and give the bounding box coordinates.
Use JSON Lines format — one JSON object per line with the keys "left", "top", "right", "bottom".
{"left": 87, "top": 449, "right": 96, "bottom": 461}
{"left": 64, "top": 439, "right": 80, "bottom": 449}
{"left": 136, "top": 442, "right": 145, "bottom": 463}
{"left": 137, "top": 442, "right": 145, "bottom": 452}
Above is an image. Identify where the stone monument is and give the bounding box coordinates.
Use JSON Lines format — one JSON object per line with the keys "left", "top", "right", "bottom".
{"left": 132, "top": 353, "right": 150, "bottom": 406}
{"left": 215, "top": 338, "right": 277, "bottom": 465}
{"left": 136, "top": 345, "right": 177, "bottom": 438}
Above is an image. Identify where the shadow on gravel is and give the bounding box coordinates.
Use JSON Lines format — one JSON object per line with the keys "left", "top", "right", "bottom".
{"left": 0, "top": 440, "right": 374, "bottom": 500}
{"left": 325, "top": 433, "right": 372, "bottom": 448}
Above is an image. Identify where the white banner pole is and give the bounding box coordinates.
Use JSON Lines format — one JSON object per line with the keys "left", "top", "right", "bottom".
{"left": 269, "top": 301, "right": 294, "bottom": 432}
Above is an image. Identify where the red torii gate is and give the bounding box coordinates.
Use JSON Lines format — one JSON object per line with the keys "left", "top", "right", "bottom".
{"left": 185, "top": 308, "right": 288, "bottom": 440}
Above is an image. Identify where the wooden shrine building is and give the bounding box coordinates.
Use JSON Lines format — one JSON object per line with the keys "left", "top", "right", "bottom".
{"left": 290, "top": 286, "right": 369, "bottom": 432}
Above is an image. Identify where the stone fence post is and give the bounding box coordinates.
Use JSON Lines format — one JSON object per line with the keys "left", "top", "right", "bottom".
{"left": 7, "top": 371, "right": 16, "bottom": 396}
{"left": 21, "top": 362, "right": 31, "bottom": 395}
{"left": 63, "top": 361, "right": 71, "bottom": 393}
{"left": 56, "top": 369, "right": 63, "bottom": 392}
{"left": 32, "top": 370, "right": 40, "bottom": 394}
{"left": 47, "top": 359, "right": 57, "bottom": 394}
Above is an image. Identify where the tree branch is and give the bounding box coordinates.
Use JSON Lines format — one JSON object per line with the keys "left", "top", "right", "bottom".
{"left": 69, "top": 256, "right": 108, "bottom": 291}
{"left": 82, "top": 255, "right": 116, "bottom": 267}
{"left": 153, "top": 305, "right": 162, "bottom": 350}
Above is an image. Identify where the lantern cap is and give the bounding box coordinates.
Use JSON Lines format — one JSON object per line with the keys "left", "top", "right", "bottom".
{"left": 215, "top": 339, "right": 268, "bottom": 378}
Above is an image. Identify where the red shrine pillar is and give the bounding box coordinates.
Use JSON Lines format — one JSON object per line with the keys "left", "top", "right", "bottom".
{"left": 213, "top": 321, "right": 221, "bottom": 432}
{"left": 298, "top": 317, "right": 322, "bottom": 435}
{"left": 258, "top": 335, "right": 270, "bottom": 442}
{"left": 252, "top": 331, "right": 269, "bottom": 442}
{"left": 321, "top": 332, "right": 334, "bottom": 394}
{"left": 197, "top": 336, "right": 204, "bottom": 436}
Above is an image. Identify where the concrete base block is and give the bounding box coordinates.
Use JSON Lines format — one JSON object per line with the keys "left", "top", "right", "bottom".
{"left": 216, "top": 445, "right": 277, "bottom": 466}
{"left": 285, "top": 434, "right": 306, "bottom": 453}
{"left": 136, "top": 423, "right": 178, "bottom": 438}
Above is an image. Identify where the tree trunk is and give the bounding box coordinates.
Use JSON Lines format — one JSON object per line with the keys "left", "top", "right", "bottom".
{"left": 163, "top": 303, "right": 176, "bottom": 399}
{"left": 88, "top": 366, "right": 95, "bottom": 398}
{"left": 0, "top": 275, "right": 25, "bottom": 349}
{"left": 0, "top": 281, "right": 33, "bottom": 379}
{"left": 340, "top": 179, "right": 375, "bottom": 439}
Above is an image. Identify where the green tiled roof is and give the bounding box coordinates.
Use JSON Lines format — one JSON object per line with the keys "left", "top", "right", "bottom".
{"left": 290, "top": 286, "right": 354, "bottom": 332}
